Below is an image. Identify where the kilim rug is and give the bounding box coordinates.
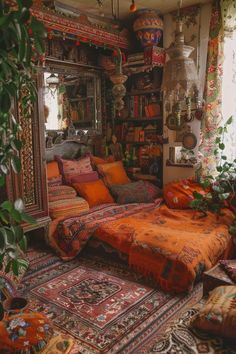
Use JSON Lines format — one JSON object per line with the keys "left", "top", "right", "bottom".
{"left": 20, "top": 241, "right": 203, "bottom": 354}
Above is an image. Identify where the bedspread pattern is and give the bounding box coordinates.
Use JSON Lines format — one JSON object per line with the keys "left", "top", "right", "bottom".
{"left": 48, "top": 202, "right": 158, "bottom": 261}
{"left": 48, "top": 202, "right": 233, "bottom": 293}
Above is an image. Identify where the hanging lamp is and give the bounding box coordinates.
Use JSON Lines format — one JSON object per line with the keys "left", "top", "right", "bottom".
{"left": 162, "top": 0, "right": 200, "bottom": 127}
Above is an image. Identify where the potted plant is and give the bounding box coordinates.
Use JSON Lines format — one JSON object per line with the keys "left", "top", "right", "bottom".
{"left": 190, "top": 116, "right": 236, "bottom": 240}
{"left": 0, "top": 0, "right": 46, "bottom": 319}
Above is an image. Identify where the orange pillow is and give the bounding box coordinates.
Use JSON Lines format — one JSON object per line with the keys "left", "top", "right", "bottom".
{"left": 73, "top": 179, "right": 114, "bottom": 207}
{"left": 97, "top": 161, "right": 130, "bottom": 186}
{"left": 47, "top": 161, "right": 60, "bottom": 179}
{"left": 91, "top": 155, "right": 115, "bottom": 168}
{"left": 163, "top": 178, "right": 206, "bottom": 209}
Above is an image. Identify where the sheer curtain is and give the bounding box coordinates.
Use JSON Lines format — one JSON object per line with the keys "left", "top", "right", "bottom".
{"left": 221, "top": 30, "right": 236, "bottom": 161}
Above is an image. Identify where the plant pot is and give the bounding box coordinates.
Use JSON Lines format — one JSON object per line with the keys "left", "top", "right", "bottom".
{"left": 4, "top": 296, "right": 28, "bottom": 315}
{"left": 133, "top": 9, "right": 163, "bottom": 47}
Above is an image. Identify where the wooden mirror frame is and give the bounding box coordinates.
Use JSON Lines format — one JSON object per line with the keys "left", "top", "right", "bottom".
{"left": 41, "top": 60, "right": 103, "bottom": 137}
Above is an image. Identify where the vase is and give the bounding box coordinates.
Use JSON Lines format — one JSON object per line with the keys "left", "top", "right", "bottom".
{"left": 133, "top": 9, "right": 163, "bottom": 47}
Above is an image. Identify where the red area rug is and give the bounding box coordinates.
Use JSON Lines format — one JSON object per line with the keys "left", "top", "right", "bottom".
{"left": 21, "top": 242, "right": 202, "bottom": 353}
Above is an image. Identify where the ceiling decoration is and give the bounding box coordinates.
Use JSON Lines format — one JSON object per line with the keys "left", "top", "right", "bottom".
{"left": 52, "top": 0, "right": 210, "bottom": 20}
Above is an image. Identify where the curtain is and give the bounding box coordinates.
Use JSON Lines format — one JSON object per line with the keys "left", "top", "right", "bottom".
{"left": 221, "top": 29, "right": 236, "bottom": 161}
{"left": 199, "top": 0, "right": 224, "bottom": 176}
{"left": 221, "top": 0, "right": 236, "bottom": 36}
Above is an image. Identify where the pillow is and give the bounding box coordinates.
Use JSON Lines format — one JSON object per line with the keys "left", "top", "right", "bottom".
{"left": 47, "top": 161, "right": 60, "bottom": 179}
{"left": 0, "top": 311, "right": 54, "bottom": 352}
{"left": 90, "top": 155, "right": 115, "bottom": 168}
{"left": 55, "top": 155, "right": 93, "bottom": 184}
{"left": 47, "top": 175, "right": 62, "bottom": 187}
{"left": 73, "top": 179, "right": 114, "bottom": 207}
{"left": 48, "top": 185, "right": 77, "bottom": 202}
{"left": 143, "top": 181, "right": 162, "bottom": 200}
{"left": 110, "top": 181, "right": 159, "bottom": 204}
{"left": 219, "top": 260, "right": 236, "bottom": 282}
{"left": 67, "top": 171, "right": 99, "bottom": 185}
{"left": 163, "top": 178, "right": 206, "bottom": 209}
{"left": 97, "top": 161, "right": 130, "bottom": 186}
{"left": 191, "top": 285, "right": 236, "bottom": 340}
{"left": 49, "top": 197, "right": 89, "bottom": 219}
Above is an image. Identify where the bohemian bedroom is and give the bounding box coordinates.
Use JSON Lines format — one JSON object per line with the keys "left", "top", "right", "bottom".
{"left": 0, "top": 0, "right": 236, "bottom": 352}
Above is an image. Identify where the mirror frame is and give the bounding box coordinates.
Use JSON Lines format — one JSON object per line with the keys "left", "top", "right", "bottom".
{"left": 41, "top": 61, "right": 103, "bottom": 137}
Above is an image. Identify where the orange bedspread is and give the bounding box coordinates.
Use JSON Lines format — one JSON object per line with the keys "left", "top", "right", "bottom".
{"left": 94, "top": 205, "right": 234, "bottom": 293}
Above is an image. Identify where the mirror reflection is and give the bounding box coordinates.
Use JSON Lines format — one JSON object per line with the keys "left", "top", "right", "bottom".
{"left": 43, "top": 70, "right": 102, "bottom": 134}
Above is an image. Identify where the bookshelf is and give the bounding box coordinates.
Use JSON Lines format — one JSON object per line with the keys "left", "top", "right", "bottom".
{"left": 110, "top": 66, "right": 164, "bottom": 187}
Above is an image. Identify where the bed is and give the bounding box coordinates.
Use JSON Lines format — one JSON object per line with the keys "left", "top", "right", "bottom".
{"left": 45, "top": 141, "right": 234, "bottom": 293}
{"left": 47, "top": 200, "right": 233, "bottom": 293}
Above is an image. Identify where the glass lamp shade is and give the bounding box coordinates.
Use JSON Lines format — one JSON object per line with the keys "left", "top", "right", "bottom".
{"left": 162, "top": 21, "right": 199, "bottom": 97}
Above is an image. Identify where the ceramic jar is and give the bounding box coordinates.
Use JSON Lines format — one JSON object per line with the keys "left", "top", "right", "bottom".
{"left": 133, "top": 9, "right": 163, "bottom": 47}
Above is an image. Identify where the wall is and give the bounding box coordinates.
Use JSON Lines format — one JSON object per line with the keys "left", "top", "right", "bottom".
{"left": 163, "top": 2, "right": 211, "bottom": 184}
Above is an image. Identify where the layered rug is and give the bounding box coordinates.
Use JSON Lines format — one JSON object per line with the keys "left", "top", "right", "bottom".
{"left": 20, "top": 241, "right": 203, "bottom": 354}
{"left": 148, "top": 306, "right": 236, "bottom": 354}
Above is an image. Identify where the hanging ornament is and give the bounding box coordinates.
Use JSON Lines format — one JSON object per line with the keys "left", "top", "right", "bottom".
{"left": 75, "top": 40, "right": 81, "bottom": 46}
{"left": 129, "top": 0, "right": 136, "bottom": 13}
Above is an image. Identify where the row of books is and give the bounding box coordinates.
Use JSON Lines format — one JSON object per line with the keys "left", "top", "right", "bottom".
{"left": 126, "top": 95, "right": 161, "bottom": 118}
{"left": 114, "top": 123, "right": 161, "bottom": 143}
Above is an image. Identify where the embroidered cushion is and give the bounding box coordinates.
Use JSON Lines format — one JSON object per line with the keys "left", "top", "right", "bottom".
{"left": 219, "top": 260, "right": 236, "bottom": 282}
{"left": 73, "top": 179, "right": 114, "bottom": 207}
{"left": 55, "top": 155, "right": 93, "bottom": 184}
{"left": 109, "top": 181, "right": 161, "bottom": 204}
{"left": 191, "top": 285, "right": 236, "bottom": 340}
{"left": 48, "top": 185, "right": 77, "bottom": 202}
{"left": 163, "top": 178, "right": 206, "bottom": 209}
{"left": 68, "top": 171, "right": 99, "bottom": 184}
{"left": 49, "top": 197, "right": 89, "bottom": 219}
{"left": 0, "top": 312, "right": 53, "bottom": 352}
{"left": 97, "top": 161, "right": 130, "bottom": 186}
{"left": 143, "top": 181, "right": 163, "bottom": 200}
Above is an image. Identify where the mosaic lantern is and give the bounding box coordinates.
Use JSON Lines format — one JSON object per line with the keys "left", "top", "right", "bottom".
{"left": 133, "top": 9, "right": 163, "bottom": 47}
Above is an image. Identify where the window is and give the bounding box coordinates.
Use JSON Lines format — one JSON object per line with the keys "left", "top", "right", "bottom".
{"left": 222, "top": 31, "right": 236, "bottom": 161}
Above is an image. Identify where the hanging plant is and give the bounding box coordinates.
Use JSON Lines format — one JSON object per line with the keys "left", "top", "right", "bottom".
{"left": 0, "top": 0, "right": 46, "bottom": 319}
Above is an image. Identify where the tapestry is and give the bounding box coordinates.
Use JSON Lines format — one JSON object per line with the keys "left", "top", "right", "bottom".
{"left": 20, "top": 245, "right": 203, "bottom": 353}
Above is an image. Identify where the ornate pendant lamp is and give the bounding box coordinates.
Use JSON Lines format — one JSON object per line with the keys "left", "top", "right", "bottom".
{"left": 162, "top": 1, "right": 200, "bottom": 128}
{"left": 110, "top": 47, "right": 128, "bottom": 112}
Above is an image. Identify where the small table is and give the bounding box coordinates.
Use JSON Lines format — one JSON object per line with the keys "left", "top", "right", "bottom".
{"left": 203, "top": 263, "right": 234, "bottom": 296}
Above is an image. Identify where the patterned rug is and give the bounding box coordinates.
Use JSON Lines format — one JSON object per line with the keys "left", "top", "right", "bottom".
{"left": 20, "top": 241, "right": 203, "bottom": 353}
{"left": 148, "top": 306, "right": 236, "bottom": 354}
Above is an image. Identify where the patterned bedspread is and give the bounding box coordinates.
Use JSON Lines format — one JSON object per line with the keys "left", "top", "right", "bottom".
{"left": 48, "top": 201, "right": 234, "bottom": 293}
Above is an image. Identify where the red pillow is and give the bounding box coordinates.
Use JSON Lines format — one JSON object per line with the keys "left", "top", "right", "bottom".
{"left": 163, "top": 178, "right": 206, "bottom": 209}
{"left": 67, "top": 171, "right": 99, "bottom": 185}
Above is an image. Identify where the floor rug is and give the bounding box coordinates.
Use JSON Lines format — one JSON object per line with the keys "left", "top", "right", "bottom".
{"left": 20, "top": 243, "right": 203, "bottom": 354}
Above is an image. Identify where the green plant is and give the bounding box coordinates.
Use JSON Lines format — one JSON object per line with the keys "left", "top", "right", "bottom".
{"left": 0, "top": 0, "right": 46, "bottom": 319}
{"left": 190, "top": 116, "right": 236, "bottom": 235}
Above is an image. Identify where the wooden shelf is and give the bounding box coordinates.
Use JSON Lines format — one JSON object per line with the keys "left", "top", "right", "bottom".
{"left": 120, "top": 138, "right": 168, "bottom": 145}
{"left": 45, "top": 57, "right": 102, "bottom": 70}
{"left": 126, "top": 89, "right": 161, "bottom": 96}
{"left": 114, "top": 116, "right": 162, "bottom": 123}
{"left": 166, "top": 160, "right": 196, "bottom": 168}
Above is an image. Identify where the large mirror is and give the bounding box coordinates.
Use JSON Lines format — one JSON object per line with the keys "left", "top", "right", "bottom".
{"left": 43, "top": 68, "right": 102, "bottom": 137}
